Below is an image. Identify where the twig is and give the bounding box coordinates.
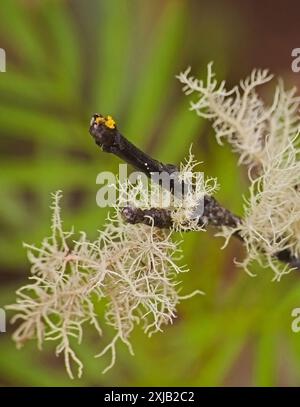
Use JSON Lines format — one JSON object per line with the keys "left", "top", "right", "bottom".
{"left": 89, "top": 114, "right": 300, "bottom": 270}
{"left": 121, "top": 206, "right": 173, "bottom": 228}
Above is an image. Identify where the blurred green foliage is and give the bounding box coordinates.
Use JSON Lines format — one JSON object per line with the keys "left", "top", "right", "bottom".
{"left": 0, "top": 0, "right": 300, "bottom": 386}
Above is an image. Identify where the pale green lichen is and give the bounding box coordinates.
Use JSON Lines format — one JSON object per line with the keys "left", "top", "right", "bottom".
{"left": 7, "top": 190, "right": 203, "bottom": 378}
{"left": 179, "top": 63, "right": 300, "bottom": 279}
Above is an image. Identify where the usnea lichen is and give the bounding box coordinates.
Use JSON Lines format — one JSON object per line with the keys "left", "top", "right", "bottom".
{"left": 179, "top": 63, "right": 300, "bottom": 279}
{"left": 7, "top": 181, "right": 204, "bottom": 378}
{"left": 117, "top": 147, "right": 218, "bottom": 232}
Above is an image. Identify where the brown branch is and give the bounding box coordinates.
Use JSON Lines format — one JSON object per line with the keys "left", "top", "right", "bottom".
{"left": 121, "top": 206, "right": 173, "bottom": 228}
{"left": 89, "top": 114, "right": 300, "bottom": 270}
{"left": 121, "top": 196, "right": 242, "bottom": 231}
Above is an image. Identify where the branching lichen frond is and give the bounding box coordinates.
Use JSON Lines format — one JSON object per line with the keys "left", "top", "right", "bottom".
{"left": 179, "top": 64, "right": 300, "bottom": 278}
{"left": 235, "top": 133, "right": 300, "bottom": 280}
{"left": 171, "top": 147, "right": 219, "bottom": 231}
{"left": 116, "top": 148, "right": 218, "bottom": 232}
{"left": 177, "top": 63, "right": 300, "bottom": 170}
{"left": 7, "top": 189, "right": 203, "bottom": 378}
{"left": 7, "top": 192, "right": 106, "bottom": 379}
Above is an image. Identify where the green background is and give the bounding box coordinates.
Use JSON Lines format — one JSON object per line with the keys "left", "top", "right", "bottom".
{"left": 1, "top": 0, "right": 300, "bottom": 386}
